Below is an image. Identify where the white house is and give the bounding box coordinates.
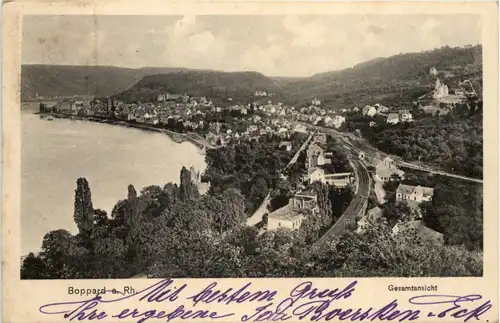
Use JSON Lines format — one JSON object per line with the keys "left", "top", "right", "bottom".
{"left": 362, "top": 105, "right": 377, "bottom": 117}
{"left": 396, "top": 184, "right": 434, "bottom": 203}
{"left": 433, "top": 79, "right": 449, "bottom": 99}
{"left": 400, "top": 111, "right": 413, "bottom": 122}
{"left": 267, "top": 205, "right": 305, "bottom": 231}
{"left": 375, "top": 157, "right": 405, "bottom": 182}
{"left": 333, "top": 115, "right": 345, "bottom": 128}
{"left": 306, "top": 167, "right": 353, "bottom": 187}
{"left": 267, "top": 190, "right": 319, "bottom": 231}
{"left": 392, "top": 220, "right": 443, "bottom": 243}
{"left": 279, "top": 141, "right": 293, "bottom": 151}
{"left": 387, "top": 113, "right": 400, "bottom": 125}
{"left": 357, "top": 206, "right": 384, "bottom": 232}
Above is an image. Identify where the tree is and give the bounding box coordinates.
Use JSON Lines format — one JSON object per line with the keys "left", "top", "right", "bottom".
{"left": 262, "top": 213, "right": 269, "bottom": 227}
{"left": 21, "top": 253, "right": 49, "bottom": 279}
{"left": 73, "top": 178, "right": 94, "bottom": 237}
{"left": 383, "top": 201, "right": 412, "bottom": 226}
{"left": 179, "top": 167, "right": 200, "bottom": 201}
{"left": 248, "top": 177, "right": 268, "bottom": 212}
{"left": 125, "top": 185, "right": 141, "bottom": 228}
{"left": 90, "top": 236, "right": 127, "bottom": 278}
{"left": 38, "top": 229, "right": 90, "bottom": 279}
{"left": 312, "top": 182, "right": 332, "bottom": 217}
{"left": 93, "top": 209, "right": 109, "bottom": 227}
{"left": 313, "top": 223, "right": 482, "bottom": 277}
{"left": 219, "top": 188, "right": 247, "bottom": 228}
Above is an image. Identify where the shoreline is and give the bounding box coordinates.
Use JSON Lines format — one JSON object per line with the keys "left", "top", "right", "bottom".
{"left": 35, "top": 111, "right": 212, "bottom": 151}
{"left": 23, "top": 112, "right": 211, "bottom": 260}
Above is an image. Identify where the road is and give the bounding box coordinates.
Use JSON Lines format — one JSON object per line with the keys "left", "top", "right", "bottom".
{"left": 301, "top": 123, "right": 483, "bottom": 184}
{"left": 246, "top": 193, "right": 271, "bottom": 226}
{"left": 313, "top": 158, "right": 371, "bottom": 248}
{"left": 283, "top": 134, "right": 313, "bottom": 172}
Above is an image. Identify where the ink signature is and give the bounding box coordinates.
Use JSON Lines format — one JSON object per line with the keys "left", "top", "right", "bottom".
{"left": 39, "top": 279, "right": 234, "bottom": 323}
{"left": 38, "top": 279, "right": 493, "bottom": 323}
{"left": 409, "top": 294, "right": 493, "bottom": 322}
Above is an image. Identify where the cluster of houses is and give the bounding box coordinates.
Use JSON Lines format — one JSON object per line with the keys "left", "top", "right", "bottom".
{"left": 266, "top": 133, "right": 355, "bottom": 232}
{"left": 357, "top": 155, "right": 442, "bottom": 243}
{"left": 357, "top": 203, "right": 443, "bottom": 244}
{"left": 204, "top": 115, "right": 300, "bottom": 147}
{"left": 359, "top": 103, "right": 414, "bottom": 126}
{"left": 43, "top": 92, "right": 318, "bottom": 148}
{"left": 254, "top": 90, "right": 273, "bottom": 97}
{"left": 259, "top": 98, "right": 346, "bottom": 129}
{"left": 47, "top": 93, "right": 217, "bottom": 128}
{"left": 357, "top": 180, "right": 441, "bottom": 243}
{"left": 303, "top": 133, "right": 354, "bottom": 187}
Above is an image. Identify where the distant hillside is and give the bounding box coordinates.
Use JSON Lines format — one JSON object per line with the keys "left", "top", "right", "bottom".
{"left": 21, "top": 65, "right": 198, "bottom": 101}
{"left": 23, "top": 45, "right": 482, "bottom": 108}
{"left": 115, "top": 70, "right": 284, "bottom": 104}
{"left": 283, "top": 45, "right": 482, "bottom": 108}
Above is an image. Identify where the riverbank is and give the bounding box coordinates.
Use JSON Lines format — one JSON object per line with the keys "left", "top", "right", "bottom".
{"left": 22, "top": 111, "right": 209, "bottom": 256}
{"left": 36, "top": 112, "right": 213, "bottom": 151}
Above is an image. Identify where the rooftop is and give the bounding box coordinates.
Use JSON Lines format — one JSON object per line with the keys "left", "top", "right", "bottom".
{"left": 268, "top": 204, "right": 304, "bottom": 221}
{"left": 294, "top": 189, "right": 317, "bottom": 199}
{"left": 393, "top": 220, "right": 444, "bottom": 243}
{"left": 397, "top": 184, "right": 434, "bottom": 197}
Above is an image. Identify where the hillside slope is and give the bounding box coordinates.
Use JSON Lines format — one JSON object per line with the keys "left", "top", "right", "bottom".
{"left": 283, "top": 45, "right": 482, "bottom": 108}
{"left": 23, "top": 45, "right": 482, "bottom": 107}
{"left": 115, "top": 70, "right": 283, "bottom": 104}
{"left": 21, "top": 65, "right": 197, "bottom": 100}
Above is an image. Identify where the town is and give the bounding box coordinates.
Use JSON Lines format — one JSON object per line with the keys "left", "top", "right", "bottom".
{"left": 36, "top": 65, "right": 479, "bottom": 151}
{"left": 23, "top": 48, "right": 484, "bottom": 279}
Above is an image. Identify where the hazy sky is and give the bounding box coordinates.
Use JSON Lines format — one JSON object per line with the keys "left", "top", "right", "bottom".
{"left": 22, "top": 15, "right": 481, "bottom": 77}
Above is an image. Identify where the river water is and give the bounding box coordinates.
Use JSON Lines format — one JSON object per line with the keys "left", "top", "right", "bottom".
{"left": 21, "top": 111, "right": 206, "bottom": 254}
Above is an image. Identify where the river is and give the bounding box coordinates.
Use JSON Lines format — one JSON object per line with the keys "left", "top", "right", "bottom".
{"left": 21, "top": 110, "right": 206, "bottom": 255}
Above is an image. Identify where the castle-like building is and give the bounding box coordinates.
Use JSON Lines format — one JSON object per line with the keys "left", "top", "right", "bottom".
{"left": 433, "top": 79, "right": 449, "bottom": 99}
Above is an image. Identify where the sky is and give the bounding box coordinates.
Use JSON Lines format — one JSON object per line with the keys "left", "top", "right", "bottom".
{"left": 22, "top": 15, "right": 481, "bottom": 77}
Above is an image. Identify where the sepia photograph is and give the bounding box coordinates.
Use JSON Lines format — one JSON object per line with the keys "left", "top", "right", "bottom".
{"left": 19, "top": 14, "right": 484, "bottom": 280}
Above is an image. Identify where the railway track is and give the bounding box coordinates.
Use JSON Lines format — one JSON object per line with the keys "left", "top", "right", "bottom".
{"left": 313, "top": 158, "right": 371, "bottom": 249}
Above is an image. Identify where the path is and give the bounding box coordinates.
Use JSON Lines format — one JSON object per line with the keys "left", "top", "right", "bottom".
{"left": 246, "top": 133, "right": 313, "bottom": 227}
{"left": 246, "top": 193, "right": 271, "bottom": 226}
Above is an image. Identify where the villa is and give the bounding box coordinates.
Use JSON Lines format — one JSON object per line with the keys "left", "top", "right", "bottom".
{"left": 267, "top": 190, "right": 319, "bottom": 231}
{"left": 396, "top": 184, "right": 434, "bottom": 203}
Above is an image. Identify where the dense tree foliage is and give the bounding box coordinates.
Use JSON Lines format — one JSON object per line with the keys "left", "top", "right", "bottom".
{"left": 420, "top": 179, "right": 483, "bottom": 251}
{"left": 21, "top": 167, "right": 481, "bottom": 279}
{"left": 348, "top": 103, "right": 482, "bottom": 178}
{"left": 383, "top": 170, "right": 483, "bottom": 251}
{"left": 205, "top": 133, "right": 307, "bottom": 213}
{"left": 283, "top": 45, "right": 482, "bottom": 108}
{"left": 115, "top": 71, "right": 283, "bottom": 106}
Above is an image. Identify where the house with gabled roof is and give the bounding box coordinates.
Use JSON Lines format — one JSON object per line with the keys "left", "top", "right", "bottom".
{"left": 396, "top": 184, "right": 434, "bottom": 203}
{"left": 267, "top": 190, "right": 319, "bottom": 231}
{"left": 375, "top": 157, "right": 405, "bottom": 182}
{"left": 392, "top": 220, "right": 443, "bottom": 243}
{"left": 387, "top": 113, "right": 400, "bottom": 125}
{"left": 356, "top": 206, "right": 384, "bottom": 232}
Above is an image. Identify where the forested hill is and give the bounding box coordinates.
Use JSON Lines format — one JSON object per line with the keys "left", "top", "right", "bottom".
{"left": 282, "top": 45, "right": 482, "bottom": 108}
{"left": 22, "top": 45, "right": 482, "bottom": 106}
{"left": 21, "top": 65, "right": 200, "bottom": 101}
{"left": 114, "top": 71, "right": 284, "bottom": 104}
